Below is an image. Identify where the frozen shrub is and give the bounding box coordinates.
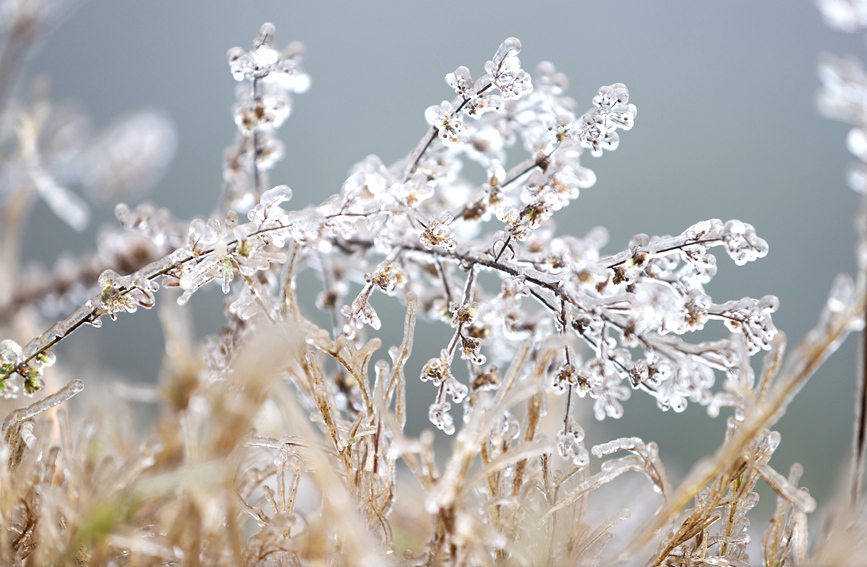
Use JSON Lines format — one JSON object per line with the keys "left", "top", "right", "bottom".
{"left": 0, "top": 4, "right": 866, "bottom": 565}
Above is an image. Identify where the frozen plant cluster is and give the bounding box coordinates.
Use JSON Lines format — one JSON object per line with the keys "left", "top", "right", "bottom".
{"left": 0, "top": 26, "right": 777, "bottom": 440}
{"left": 1, "top": 4, "right": 867, "bottom": 565}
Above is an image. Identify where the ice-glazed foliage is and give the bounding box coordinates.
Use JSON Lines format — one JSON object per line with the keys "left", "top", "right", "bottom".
{"left": 2, "top": 31, "right": 774, "bottom": 441}
{"left": 2, "top": 9, "right": 867, "bottom": 567}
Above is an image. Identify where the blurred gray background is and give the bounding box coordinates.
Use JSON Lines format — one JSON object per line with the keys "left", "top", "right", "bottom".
{"left": 14, "top": 0, "right": 866, "bottom": 517}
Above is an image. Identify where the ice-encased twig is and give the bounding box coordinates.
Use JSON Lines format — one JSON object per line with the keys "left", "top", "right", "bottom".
{"left": 2, "top": 378, "right": 84, "bottom": 432}
{"left": 757, "top": 463, "right": 816, "bottom": 514}
{"left": 383, "top": 291, "right": 417, "bottom": 430}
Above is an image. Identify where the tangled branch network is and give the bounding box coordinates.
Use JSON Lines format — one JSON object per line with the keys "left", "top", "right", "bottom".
{"left": 7, "top": 14, "right": 867, "bottom": 565}
{"left": 1, "top": 25, "right": 777, "bottom": 457}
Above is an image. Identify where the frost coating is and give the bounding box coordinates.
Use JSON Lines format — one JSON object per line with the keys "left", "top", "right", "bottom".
{"left": 1, "top": 18, "right": 860, "bottom": 566}
{"left": 1, "top": 26, "right": 777, "bottom": 495}
{"left": 0, "top": 7, "right": 864, "bottom": 565}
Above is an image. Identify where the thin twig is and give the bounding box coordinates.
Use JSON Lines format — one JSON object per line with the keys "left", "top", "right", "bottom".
{"left": 2, "top": 379, "right": 85, "bottom": 432}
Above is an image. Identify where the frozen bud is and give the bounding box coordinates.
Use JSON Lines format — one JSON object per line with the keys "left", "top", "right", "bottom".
{"left": 644, "top": 253, "right": 679, "bottom": 280}
{"left": 628, "top": 360, "right": 650, "bottom": 388}
{"left": 446, "top": 65, "right": 474, "bottom": 95}
{"left": 429, "top": 401, "right": 455, "bottom": 435}
{"left": 464, "top": 89, "right": 502, "bottom": 118}
{"left": 24, "top": 375, "right": 45, "bottom": 396}
{"left": 228, "top": 24, "right": 310, "bottom": 87}
{"left": 557, "top": 422, "right": 589, "bottom": 467}
{"left": 98, "top": 269, "right": 124, "bottom": 296}
{"left": 590, "top": 366, "right": 630, "bottom": 420}
{"left": 629, "top": 356, "right": 672, "bottom": 389}
{"left": 572, "top": 311, "right": 604, "bottom": 337}
{"left": 98, "top": 269, "right": 153, "bottom": 320}
{"left": 552, "top": 363, "right": 577, "bottom": 394}
{"left": 420, "top": 213, "right": 456, "bottom": 250}
{"left": 255, "top": 137, "right": 284, "bottom": 169}
{"left": 127, "top": 276, "right": 158, "bottom": 310}
{"left": 400, "top": 174, "right": 434, "bottom": 207}
{"left": 485, "top": 37, "right": 532, "bottom": 100}
{"left": 0, "top": 339, "right": 23, "bottom": 377}
{"left": 679, "top": 244, "right": 718, "bottom": 286}
{"left": 233, "top": 90, "right": 292, "bottom": 133}
{"left": 722, "top": 220, "right": 768, "bottom": 265}
{"left": 421, "top": 352, "right": 450, "bottom": 385}
{"left": 592, "top": 83, "right": 637, "bottom": 132}
{"left": 425, "top": 100, "right": 466, "bottom": 147}
{"left": 262, "top": 90, "right": 292, "bottom": 127}
{"left": 549, "top": 114, "right": 575, "bottom": 141}
{"left": 443, "top": 375, "right": 469, "bottom": 404}
{"left": 452, "top": 303, "right": 477, "bottom": 326}
{"left": 445, "top": 65, "right": 500, "bottom": 117}
{"left": 501, "top": 276, "right": 530, "bottom": 298}
{"left": 369, "top": 260, "right": 406, "bottom": 294}
{"left": 472, "top": 366, "right": 501, "bottom": 391}
{"left": 459, "top": 335, "right": 486, "bottom": 365}
{"left": 631, "top": 280, "right": 686, "bottom": 335}
{"left": 575, "top": 370, "right": 592, "bottom": 397}
{"left": 715, "top": 295, "right": 780, "bottom": 354}
{"left": 576, "top": 111, "right": 619, "bottom": 157}
{"left": 227, "top": 46, "right": 246, "bottom": 66}
{"left": 227, "top": 47, "right": 251, "bottom": 81}
{"left": 13, "top": 345, "right": 56, "bottom": 397}
{"left": 627, "top": 233, "right": 649, "bottom": 256}
{"left": 229, "top": 291, "right": 260, "bottom": 321}
{"left": 487, "top": 160, "right": 506, "bottom": 188}
{"left": 683, "top": 289, "right": 711, "bottom": 330}
{"left": 30, "top": 349, "right": 57, "bottom": 367}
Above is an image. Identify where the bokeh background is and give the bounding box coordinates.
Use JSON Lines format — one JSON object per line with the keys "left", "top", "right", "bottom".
{"left": 13, "top": 0, "right": 866, "bottom": 521}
